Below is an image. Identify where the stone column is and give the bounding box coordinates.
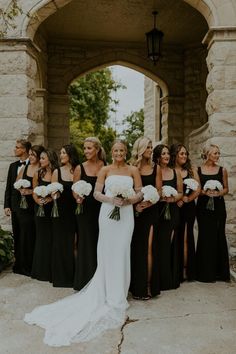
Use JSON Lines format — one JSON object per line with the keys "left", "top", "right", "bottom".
{"left": 203, "top": 28, "right": 236, "bottom": 276}
{"left": 0, "top": 40, "right": 38, "bottom": 227}
{"left": 47, "top": 94, "right": 70, "bottom": 151}
{"left": 167, "top": 96, "right": 184, "bottom": 145}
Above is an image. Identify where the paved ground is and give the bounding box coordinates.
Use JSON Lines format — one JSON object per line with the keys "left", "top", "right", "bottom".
{"left": 0, "top": 269, "right": 236, "bottom": 354}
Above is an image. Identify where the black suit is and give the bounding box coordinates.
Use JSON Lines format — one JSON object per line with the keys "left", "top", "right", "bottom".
{"left": 4, "top": 161, "right": 22, "bottom": 272}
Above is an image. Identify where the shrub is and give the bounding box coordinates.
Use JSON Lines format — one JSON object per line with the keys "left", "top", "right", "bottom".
{"left": 0, "top": 226, "right": 14, "bottom": 270}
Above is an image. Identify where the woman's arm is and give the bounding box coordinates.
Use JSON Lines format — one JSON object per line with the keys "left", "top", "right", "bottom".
{"left": 155, "top": 164, "right": 162, "bottom": 195}
{"left": 93, "top": 166, "right": 114, "bottom": 204}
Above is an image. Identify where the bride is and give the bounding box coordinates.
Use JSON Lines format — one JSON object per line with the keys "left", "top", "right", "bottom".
{"left": 24, "top": 140, "right": 142, "bottom": 346}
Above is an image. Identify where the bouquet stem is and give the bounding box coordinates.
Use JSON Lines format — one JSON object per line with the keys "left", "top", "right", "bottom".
{"left": 108, "top": 206, "right": 120, "bottom": 221}
{"left": 20, "top": 195, "right": 28, "bottom": 209}
{"left": 37, "top": 204, "right": 45, "bottom": 217}
{"left": 51, "top": 199, "right": 59, "bottom": 218}
{"left": 75, "top": 203, "right": 83, "bottom": 215}
{"left": 164, "top": 203, "right": 171, "bottom": 220}
{"left": 206, "top": 196, "right": 214, "bottom": 211}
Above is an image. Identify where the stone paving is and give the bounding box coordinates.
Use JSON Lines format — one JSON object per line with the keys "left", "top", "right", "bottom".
{"left": 0, "top": 269, "right": 236, "bottom": 354}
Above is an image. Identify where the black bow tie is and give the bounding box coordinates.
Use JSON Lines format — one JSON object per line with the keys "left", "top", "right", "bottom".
{"left": 19, "top": 161, "right": 26, "bottom": 166}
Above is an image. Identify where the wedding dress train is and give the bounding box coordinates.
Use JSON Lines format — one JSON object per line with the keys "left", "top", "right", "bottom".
{"left": 24, "top": 175, "right": 134, "bottom": 346}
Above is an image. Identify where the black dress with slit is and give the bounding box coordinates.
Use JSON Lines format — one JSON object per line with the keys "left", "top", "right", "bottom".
{"left": 74, "top": 164, "right": 101, "bottom": 290}
{"left": 51, "top": 168, "right": 77, "bottom": 287}
{"left": 158, "top": 170, "right": 180, "bottom": 290}
{"left": 130, "top": 168, "right": 160, "bottom": 298}
{"left": 196, "top": 166, "right": 230, "bottom": 282}
{"left": 178, "top": 173, "right": 196, "bottom": 282}
{"left": 16, "top": 165, "right": 36, "bottom": 276}
{"left": 31, "top": 175, "right": 53, "bottom": 282}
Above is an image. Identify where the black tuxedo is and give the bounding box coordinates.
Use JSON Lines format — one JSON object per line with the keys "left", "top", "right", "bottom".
{"left": 4, "top": 160, "right": 25, "bottom": 273}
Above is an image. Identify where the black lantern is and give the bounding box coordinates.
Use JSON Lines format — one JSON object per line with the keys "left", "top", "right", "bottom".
{"left": 146, "top": 11, "right": 163, "bottom": 64}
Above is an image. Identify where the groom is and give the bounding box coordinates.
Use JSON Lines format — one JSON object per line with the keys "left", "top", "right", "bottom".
{"left": 4, "top": 139, "right": 31, "bottom": 273}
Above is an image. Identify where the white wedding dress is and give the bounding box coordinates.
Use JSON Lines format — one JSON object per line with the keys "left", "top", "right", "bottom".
{"left": 24, "top": 175, "right": 134, "bottom": 346}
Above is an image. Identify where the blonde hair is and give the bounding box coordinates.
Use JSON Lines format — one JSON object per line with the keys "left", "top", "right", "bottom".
{"left": 201, "top": 143, "right": 219, "bottom": 160}
{"left": 130, "top": 136, "right": 152, "bottom": 168}
{"left": 84, "top": 137, "right": 106, "bottom": 162}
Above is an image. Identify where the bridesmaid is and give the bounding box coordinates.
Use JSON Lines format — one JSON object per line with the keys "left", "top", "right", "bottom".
{"left": 130, "top": 137, "right": 162, "bottom": 299}
{"left": 51, "top": 144, "right": 80, "bottom": 287}
{"left": 31, "top": 149, "right": 59, "bottom": 282}
{"left": 170, "top": 143, "right": 200, "bottom": 282}
{"left": 73, "top": 137, "right": 106, "bottom": 290}
{"left": 196, "top": 143, "right": 230, "bottom": 282}
{"left": 16, "top": 145, "right": 44, "bottom": 276}
{"left": 153, "top": 144, "right": 183, "bottom": 290}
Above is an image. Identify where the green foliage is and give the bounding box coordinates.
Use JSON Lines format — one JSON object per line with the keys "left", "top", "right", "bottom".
{"left": 0, "top": 1, "right": 22, "bottom": 38}
{"left": 0, "top": 227, "right": 14, "bottom": 268}
{"left": 69, "top": 68, "right": 124, "bottom": 161}
{"left": 120, "top": 108, "right": 144, "bottom": 158}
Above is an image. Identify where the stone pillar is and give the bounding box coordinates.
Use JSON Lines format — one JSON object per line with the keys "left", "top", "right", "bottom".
{"left": 167, "top": 96, "right": 184, "bottom": 145}
{"left": 203, "top": 29, "right": 236, "bottom": 277}
{"left": 47, "top": 94, "right": 70, "bottom": 151}
{"left": 0, "top": 40, "right": 38, "bottom": 227}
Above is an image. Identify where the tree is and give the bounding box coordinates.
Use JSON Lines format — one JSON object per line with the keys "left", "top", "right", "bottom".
{"left": 69, "top": 68, "right": 125, "bottom": 161}
{"left": 120, "top": 108, "right": 144, "bottom": 159}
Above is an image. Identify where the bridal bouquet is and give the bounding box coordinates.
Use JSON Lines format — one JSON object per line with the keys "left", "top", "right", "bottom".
{"left": 183, "top": 178, "right": 199, "bottom": 195}
{"left": 14, "top": 179, "right": 31, "bottom": 209}
{"left": 47, "top": 182, "right": 64, "bottom": 217}
{"left": 161, "top": 185, "right": 178, "bottom": 220}
{"left": 108, "top": 183, "right": 136, "bottom": 221}
{"left": 136, "top": 185, "right": 160, "bottom": 217}
{"left": 34, "top": 185, "right": 49, "bottom": 217}
{"left": 203, "top": 180, "right": 223, "bottom": 211}
{"left": 71, "top": 180, "right": 92, "bottom": 215}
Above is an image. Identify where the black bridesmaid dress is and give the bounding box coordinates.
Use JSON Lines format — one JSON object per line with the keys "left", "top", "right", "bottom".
{"left": 158, "top": 170, "right": 180, "bottom": 290}
{"left": 31, "top": 175, "right": 53, "bottom": 282}
{"left": 196, "top": 167, "right": 230, "bottom": 282}
{"left": 51, "top": 168, "right": 77, "bottom": 287}
{"left": 178, "top": 173, "right": 196, "bottom": 282}
{"left": 130, "top": 168, "right": 160, "bottom": 298}
{"left": 74, "top": 164, "right": 101, "bottom": 290}
{"left": 16, "top": 165, "right": 36, "bottom": 276}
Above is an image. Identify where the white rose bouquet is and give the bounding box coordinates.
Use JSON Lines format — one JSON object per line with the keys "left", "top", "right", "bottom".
{"left": 47, "top": 182, "right": 64, "bottom": 218}
{"left": 108, "top": 183, "right": 136, "bottom": 221}
{"left": 71, "top": 180, "right": 92, "bottom": 215}
{"left": 203, "top": 180, "right": 223, "bottom": 211}
{"left": 136, "top": 185, "right": 160, "bottom": 217}
{"left": 34, "top": 185, "right": 50, "bottom": 217}
{"left": 14, "top": 179, "right": 31, "bottom": 209}
{"left": 161, "top": 185, "right": 178, "bottom": 220}
{"left": 183, "top": 178, "right": 199, "bottom": 195}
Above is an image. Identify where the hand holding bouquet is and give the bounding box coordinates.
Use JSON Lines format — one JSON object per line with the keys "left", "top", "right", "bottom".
{"left": 108, "top": 183, "right": 136, "bottom": 221}
{"left": 203, "top": 180, "right": 223, "bottom": 210}
{"left": 14, "top": 179, "right": 31, "bottom": 209}
{"left": 47, "top": 182, "right": 64, "bottom": 217}
{"left": 34, "top": 185, "right": 50, "bottom": 217}
{"left": 161, "top": 185, "right": 178, "bottom": 220}
{"left": 71, "top": 180, "right": 92, "bottom": 215}
{"left": 136, "top": 185, "right": 160, "bottom": 217}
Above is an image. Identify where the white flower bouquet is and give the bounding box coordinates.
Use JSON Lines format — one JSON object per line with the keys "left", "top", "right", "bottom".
{"left": 14, "top": 179, "right": 31, "bottom": 209}
{"left": 136, "top": 185, "right": 160, "bottom": 217}
{"left": 108, "top": 183, "right": 136, "bottom": 221}
{"left": 34, "top": 185, "right": 50, "bottom": 217}
{"left": 47, "top": 182, "right": 64, "bottom": 218}
{"left": 71, "top": 180, "right": 92, "bottom": 215}
{"left": 203, "top": 180, "right": 223, "bottom": 211}
{"left": 161, "top": 185, "right": 178, "bottom": 220}
{"left": 183, "top": 178, "right": 199, "bottom": 195}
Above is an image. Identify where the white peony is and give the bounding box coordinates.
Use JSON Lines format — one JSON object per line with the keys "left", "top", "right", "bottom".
{"left": 203, "top": 180, "right": 223, "bottom": 191}
{"left": 71, "top": 180, "right": 92, "bottom": 197}
{"left": 14, "top": 179, "right": 31, "bottom": 189}
{"left": 34, "top": 185, "right": 49, "bottom": 198}
{"left": 162, "top": 185, "right": 178, "bottom": 198}
{"left": 47, "top": 182, "right": 64, "bottom": 194}
{"left": 141, "top": 185, "right": 160, "bottom": 204}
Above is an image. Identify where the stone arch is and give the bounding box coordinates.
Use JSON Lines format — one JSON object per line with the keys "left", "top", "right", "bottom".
{"left": 22, "top": 0, "right": 227, "bottom": 40}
